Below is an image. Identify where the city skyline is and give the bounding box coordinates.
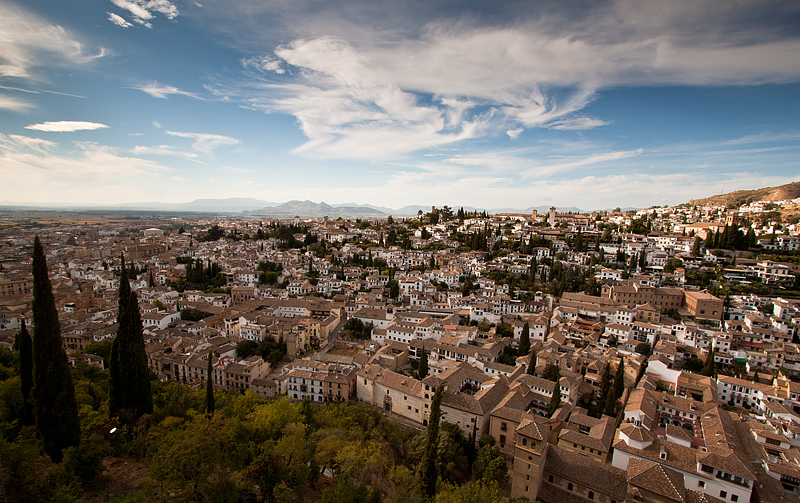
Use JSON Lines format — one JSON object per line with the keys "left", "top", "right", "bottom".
{"left": 1, "top": 0, "right": 800, "bottom": 210}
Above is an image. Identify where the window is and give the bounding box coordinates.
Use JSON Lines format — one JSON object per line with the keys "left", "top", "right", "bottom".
{"left": 522, "top": 437, "right": 528, "bottom": 446}
{"left": 698, "top": 481, "right": 705, "bottom": 488}
{"left": 548, "top": 475, "right": 553, "bottom": 483}
{"left": 567, "top": 483, "right": 573, "bottom": 491}
{"left": 500, "top": 422, "right": 507, "bottom": 431}
{"left": 719, "top": 491, "right": 727, "bottom": 499}
{"left": 588, "top": 491, "right": 594, "bottom": 500}
{"left": 731, "top": 496, "right": 738, "bottom": 502}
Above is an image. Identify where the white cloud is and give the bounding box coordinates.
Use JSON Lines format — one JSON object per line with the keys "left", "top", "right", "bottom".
{"left": 25, "top": 121, "right": 109, "bottom": 132}
{"left": 132, "top": 82, "right": 200, "bottom": 99}
{"left": 0, "top": 136, "right": 174, "bottom": 204}
{"left": 109, "top": 0, "right": 179, "bottom": 28}
{"left": 0, "top": 2, "right": 104, "bottom": 80}
{"left": 107, "top": 12, "right": 133, "bottom": 28}
{"left": 133, "top": 144, "right": 199, "bottom": 160}
{"left": 205, "top": 0, "right": 800, "bottom": 163}
{"left": 0, "top": 134, "right": 57, "bottom": 154}
{"left": 523, "top": 149, "right": 644, "bottom": 177}
{"left": 547, "top": 116, "right": 610, "bottom": 130}
{"left": 166, "top": 131, "right": 240, "bottom": 156}
{"left": 0, "top": 94, "right": 33, "bottom": 112}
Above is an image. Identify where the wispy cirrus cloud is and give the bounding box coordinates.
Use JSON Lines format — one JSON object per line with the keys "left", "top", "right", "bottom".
{"left": 0, "top": 2, "right": 105, "bottom": 80}
{"left": 25, "top": 121, "right": 109, "bottom": 132}
{"left": 132, "top": 144, "right": 200, "bottom": 161}
{"left": 0, "top": 94, "right": 33, "bottom": 112}
{"left": 547, "top": 116, "right": 611, "bottom": 130}
{"left": 204, "top": 0, "right": 800, "bottom": 164}
{"left": 109, "top": 0, "right": 179, "bottom": 28}
{"left": 166, "top": 131, "right": 240, "bottom": 156}
{"left": 132, "top": 82, "right": 201, "bottom": 99}
{"left": 0, "top": 134, "right": 57, "bottom": 154}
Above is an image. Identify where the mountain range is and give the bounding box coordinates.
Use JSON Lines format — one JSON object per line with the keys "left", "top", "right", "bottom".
{"left": 7, "top": 181, "right": 797, "bottom": 217}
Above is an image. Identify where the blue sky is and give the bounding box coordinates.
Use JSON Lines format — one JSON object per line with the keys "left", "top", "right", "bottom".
{"left": 1, "top": 0, "right": 799, "bottom": 211}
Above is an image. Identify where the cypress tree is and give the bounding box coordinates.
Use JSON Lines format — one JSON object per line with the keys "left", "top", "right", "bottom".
{"left": 598, "top": 362, "right": 612, "bottom": 402}
{"left": 206, "top": 354, "right": 215, "bottom": 416}
{"left": 703, "top": 346, "right": 716, "bottom": 377}
{"left": 692, "top": 236, "right": 702, "bottom": 257}
{"left": 31, "top": 236, "right": 80, "bottom": 462}
{"left": 17, "top": 320, "right": 34, "bottom": 426}
{"left": 612, "top": 358, "right": 625, "bottom": 401}
{"left": 519, "top": 322, "right": 531, "bottom": 356}
{"left": 422, "top": 383, "right": 445, "bottom": 498}
{"left": 603, "top": 387, "right": 617, "bottom": 416}
{"left": 549, "top": 380, "right": 562, "bottom": 417}
{"left": 109, "top": 255, "right": 153, "bottom": 420}
{"left": 418, "top": 348, "right": 429, "bottom": 379}
{"left": 527, "top": 350, "right": 537, "bottom": 375}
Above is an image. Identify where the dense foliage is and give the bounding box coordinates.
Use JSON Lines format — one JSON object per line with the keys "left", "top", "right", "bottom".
{"left": 0, "top": 355, "right": 516, "bottom": 502}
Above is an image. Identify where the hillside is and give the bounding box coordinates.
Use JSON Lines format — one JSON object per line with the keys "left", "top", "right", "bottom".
{"left": 687, "top": 181, "right": 800, "bottom": 207}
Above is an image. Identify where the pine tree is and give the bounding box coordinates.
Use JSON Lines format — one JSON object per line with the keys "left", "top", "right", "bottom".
{"left": 519, "top": 322, "right": 531, "bottom": 356}
{"left": 31, "top": 236, "right": 80, "bottom": 462}
{"left": 109, "top": 255, "right": 153, "bottom": 421}
{"left": 17, "top": 321, "right": 34, "bottom": 426}
{"left": 206, "top": 354, "right": 215, "bottom": 416}
{"left": 422, "top": 383, "right": 445, "bottom": 498}
{"left": 418, "top": 348, "right": 429, "bottom": 379}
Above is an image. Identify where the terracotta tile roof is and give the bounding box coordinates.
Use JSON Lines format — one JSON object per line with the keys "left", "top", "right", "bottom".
{"left": 627, "top": 457, "right": 686, "bottom": 501}
{"left": 543, "top": 444, "right": 628, "bottom": 499}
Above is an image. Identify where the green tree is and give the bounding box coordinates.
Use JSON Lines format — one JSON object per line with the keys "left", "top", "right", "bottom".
{"left": 109, "top": 255, "right": 153, "bottom": 421}
{"left": 418, "top": 349, "right": 429, "bottom": 379}
{"left": 206, "top": 354, "right": 215, "bottom": 416}
{"left": 527, "top": 350, "right": 536, "bottom": 375}
{"left": 692, "top": 236, "right": 702, "bottom": 257}
{"left": 598, "top": 362, "right": 612, "bottom": 403}
{"left": 603, "top": 387, "right": 618, "bottom": 416}
{"left": 548, "top": 380, "right": 562, "bottom": 417}
{"left": 542, "top": 362, "right": 560, "bottom": 382}
{"left": 17, "top": 321, "right": 34, "bottom": 425}
{"left": 518, "top": 322, "right": 530, "bottom": 357}
{"left": 703, "top": 346, "right": 716, "bottom": 377}
{"left": 612, "top": 358, "right": 625, "bottom": 402}
{"left": 473, "top": 442, "right": 507, "bottom": 485}
{"left": 422, "top": 383, "right": 445, "bottom": 498}
{"left": 31, "top": 236, "right": 80, "bottom": 462}
{"left": 388, "top": 280, "right": 400, "bottom": 301}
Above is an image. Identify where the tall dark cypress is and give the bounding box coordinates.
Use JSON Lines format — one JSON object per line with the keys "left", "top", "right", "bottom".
{"left": 418, "top": 348, "right": 429, "bottom": 379}
{"left": 205, "top": 354, "right": 215, "bottom": 416}
{"left": 612, "top": 358, "right": 626, "bottom": 401}
{"left": 31, "top": 236, "right": 80, "bottom": 462}
{"left": 519, "top": 322, "right": 531, "bottom": 356}
{"left": 421, "top": 383, "right": 445, "bottom": 498}
{"left": 16, "top": 320, "right": 34, "bottom": 426}
{"left": 527, "top": 349, "right": 537, "bottom": 375}
{"left": 109, "top": 255, "right": 153, "bottom": 420}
